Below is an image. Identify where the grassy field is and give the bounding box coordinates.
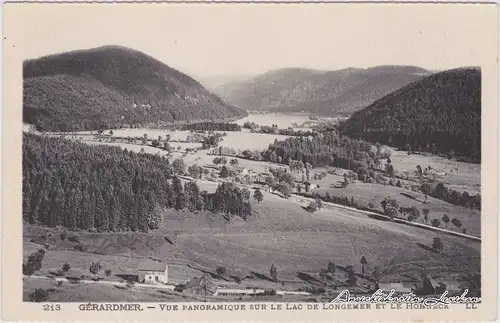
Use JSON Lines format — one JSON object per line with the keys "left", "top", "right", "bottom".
{"left": 57, "top": 132, "right": 482, "bottom": 239}
{"left": 27, "top": 125, "right": 481, "bottom": 301}
{"left": 311, "top": 181, "right": 480, "bottom": 237}
{"left": 24, "top": 182, "right": 480, "bottom": 301}
{"left": 78, "top": 139, "right": 284, "bottom": 176}
{"left": 74, "top": 127, "right": 290, "bottom": 151}
{"left": 387, "top": 149, "right": 481, "bottom": 195}
{"left": 216, "top": 132, "right": 290, "bottom": 150}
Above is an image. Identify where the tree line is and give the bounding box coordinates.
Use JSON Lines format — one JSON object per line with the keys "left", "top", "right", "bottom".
{"left": 23, "top": 134, "right": 252, "bottom": 233}
{"left": 243, "top": 121, "right": 315, "bottom": 137}
{"left": 261, "top": 129, "right": 378, "bottom": 171}
{"left": 175, "top": 122, "right": 241, "bottom": 132}
{"left": 423, "top": 182, "right": 481, "bottom": 210}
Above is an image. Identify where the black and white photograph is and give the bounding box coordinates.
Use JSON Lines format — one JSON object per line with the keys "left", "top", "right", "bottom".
{"left": 7, "top": 2, "right": 493, "bottom": 312}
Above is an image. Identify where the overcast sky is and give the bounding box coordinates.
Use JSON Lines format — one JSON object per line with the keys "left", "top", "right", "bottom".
{"left": 9, "top": 3, "right": 497, "bottom": 80}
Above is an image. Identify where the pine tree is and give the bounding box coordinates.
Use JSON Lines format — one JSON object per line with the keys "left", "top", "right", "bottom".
{"left": 23, "top": 182, "right": 33, "bottom": 223}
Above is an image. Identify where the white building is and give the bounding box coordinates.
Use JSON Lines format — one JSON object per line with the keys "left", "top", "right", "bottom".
{"left": 138, "top": 261, "right": 168, "bottom": 284}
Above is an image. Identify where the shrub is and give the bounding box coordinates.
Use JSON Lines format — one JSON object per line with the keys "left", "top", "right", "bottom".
{"left": 62, "top": 263, "right": 71, "bottom": 272}
{"left": 432, "top": 237, "right": 444, "bottom": 252}
{"left": 105, "top": 269, "right": 112, "bottom": 277}
{"left": 73, "top": 243, "right": 88, "bottom": 252}
{"left": 315, "top": 198, "right": 323, "bottom": 209}
{"left": 306, "top": 201, "right": 318, "bottom": 213}
{"left": 431, "top": 219, "right": 441, "bottom": 228}
{"left": 60, "top": 231, "right": 67, "bottom": 241}
{"left": 49, "top": 269, "right": 65, "bottom": 277}
{"left": 68, "top": 235, "right": 80, "bottom": 243}
{"left": 261, "top": 289, "right": 277, "bottom": 296}
{"left": 29, "top": 289, "right": 49, "bottom": 302}
{"left": 216, "top": 266, "right": 227, "bottom": 275}
{"left": 89, "top": 261, "right": 103, "bottom": 275}
{"left": 23, "top": 249, "right": 46, "bottom": 276}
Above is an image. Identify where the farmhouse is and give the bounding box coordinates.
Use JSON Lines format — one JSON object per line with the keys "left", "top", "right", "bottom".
{"left": 137, "top": 260, "right": 168, "bottom": 284}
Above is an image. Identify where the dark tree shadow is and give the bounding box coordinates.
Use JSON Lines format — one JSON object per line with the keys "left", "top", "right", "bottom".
{"left": 402, "top": 274, "right": 418, "bottom": 282}
{"left": 297, "top": 271, "right": 323, "bottom": 284}
{"left": 301, "top": 206, "right": 315, "bottom": 213}
{"left": 367, "top": 213, "right": 391, "bottom": 221}
{"left": 229, "top": 275, "right": 243, "bottom": 283}
{"left": 416, "top": 242, "right": 440, "bottom": 254}
{"left": 250, "top": 271, "right": 274, "bottom": 282}
{"left": 400, "top": 192, "right": 416, "bottom": 200}
{"left": 400, "top": 192, "right": 427, "bottom": 204}
{"left": 164, "top": 236, "right": 175, "bottom": 245}
{"left": 115, "top": 274, "right": 139, "bottom": 282}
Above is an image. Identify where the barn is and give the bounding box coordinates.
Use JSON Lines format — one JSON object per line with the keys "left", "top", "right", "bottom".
{"left": 137, "top": 260, "right": 168, "bottom": 284}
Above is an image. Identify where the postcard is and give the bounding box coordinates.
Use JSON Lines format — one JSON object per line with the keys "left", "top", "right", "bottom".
{"left": 2, "top": 2, "right": 498, "bottom": 322}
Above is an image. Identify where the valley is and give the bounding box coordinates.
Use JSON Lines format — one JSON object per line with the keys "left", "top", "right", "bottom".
{"left": 21, "top": 46, "right": 481, "bottom": 303}
{"left": 23, "top": 112, "right": 481, "bottom": 301}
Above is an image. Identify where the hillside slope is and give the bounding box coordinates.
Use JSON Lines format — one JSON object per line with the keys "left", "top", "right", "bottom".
{"left": 340, "top": 68, "right": 481, "bottom": 161}
{"left": 23, "top": 46, "right": 247, "bottom": 131}
{"left": 214, "top": 66, "right": 430, "bottom": 115}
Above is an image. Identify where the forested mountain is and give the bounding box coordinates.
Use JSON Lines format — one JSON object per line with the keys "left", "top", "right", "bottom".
{"left": 214, "top": 66, "right": 430, "bottom": 115}
{"left": 23, "top": 46, "right": 247, "bottom": 132}
{"left": 340, "top": 68, "right": 481, "bottom": 161}
{"left": 23, "top": 134, "right": 252, "bottom": 232}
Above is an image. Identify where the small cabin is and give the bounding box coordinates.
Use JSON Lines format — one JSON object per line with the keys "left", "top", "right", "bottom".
{"left": 138, "top": 261, "right": 168, "bottom": 284}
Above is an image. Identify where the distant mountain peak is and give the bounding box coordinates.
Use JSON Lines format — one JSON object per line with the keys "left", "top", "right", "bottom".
{"left": 23, "top": 46, "right": 247, "bottom": 131}
{"left": 213, "top": 65, "right": 429, "bottom": 116}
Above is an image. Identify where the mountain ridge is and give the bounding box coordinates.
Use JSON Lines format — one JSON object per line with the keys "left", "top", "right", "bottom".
{"left": 340, "top": 67, "right": 481, "bottom": 161}
{"left": 23, "top": 45, "right": 247, "bottom": 132}
{"left": 213, "top": 65, "right": 431, "bottom": 115}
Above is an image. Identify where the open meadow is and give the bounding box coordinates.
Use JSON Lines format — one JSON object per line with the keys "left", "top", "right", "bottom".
{"left": 386, "top": 149, "right": 481, "bottom": 195}
{"left": 24, "top": 178, "right": 480, "bottom": 302}
{"left": 311, "top": 181, "right": 480, "bottom": 237}
{"left": 26, "top": 124, "right": 482, "bottom": 301}
{"left": 68, "top": 129, "right": 481, "bottom": 239}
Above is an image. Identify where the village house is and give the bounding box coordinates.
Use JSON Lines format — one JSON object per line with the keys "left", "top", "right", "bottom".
{"left": 138, "top": 260, "right": 168, "bottom": 284}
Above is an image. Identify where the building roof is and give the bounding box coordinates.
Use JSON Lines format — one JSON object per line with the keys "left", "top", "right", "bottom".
{"left": 138, "top": 260, "right": 167, "bottom": 272}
